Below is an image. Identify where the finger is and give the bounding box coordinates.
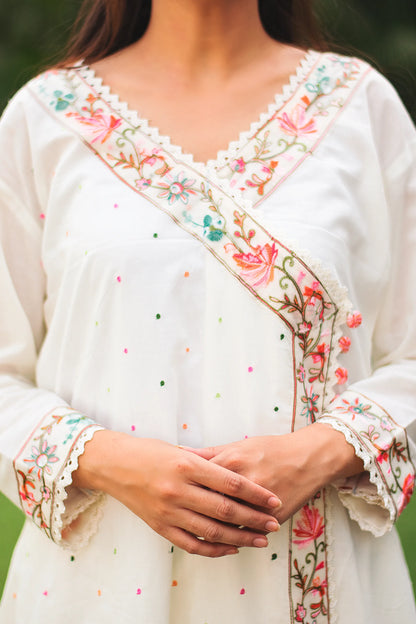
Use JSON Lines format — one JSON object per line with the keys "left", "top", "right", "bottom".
{"left": 180, "top": 510, "right": 271, "bottom": 548}
{"left": 167, "top": 526, "right": 240, "bottom": 558}
{"left": 181, "top": 446, "right": 223, "bottom": 460}
{"left": 192, "top": 457, "right": 281, "bottom": 510}
{"left": 186, "top": 485, "right": 280, "bottom": 534}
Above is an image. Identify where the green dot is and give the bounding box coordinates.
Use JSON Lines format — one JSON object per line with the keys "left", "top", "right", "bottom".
{"left": 113, "top": 548, "right": 117, "bottom": 555}
{"left": 271, "top": 553, "right": 277, "bottom": 560}
{"left": 218, "top": 317, "right": 223, "bottom": 323}
{"left": 153, "top": 233, "right": 158, "bottom": 238}
{"left": 156, "top": 313, "right": 161, "bottom": 320}
{"left": 107, "top": 388, "right": 111, "bottom": 393}
{"left": 215, "top": 393, "right": 221, "bottom": 399}
{"left": 280, "top": 334, "right": 285, "bottom": 340}
{"left": 160, "top": 380, "right": 165, "bottom": 387}
{"left": 85, "top": 251, "right": 88, "bottom": 255}
{"left": 70, "top": 556, "right": 75, "bottom": 562}
{"left": 95, "top": 321, "right": 99, "bottom": 326}
{"left": 274, "top": 406, "right": 279, "bottom": 412}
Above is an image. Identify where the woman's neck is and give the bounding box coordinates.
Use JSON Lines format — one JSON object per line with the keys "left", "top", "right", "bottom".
{"left": 129, "top": 0, "right": 279, "bottom": 85}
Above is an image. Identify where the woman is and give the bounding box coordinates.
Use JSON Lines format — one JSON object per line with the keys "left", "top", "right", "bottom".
{"left": 0, "top": 0, "right": 415, "bottom": 622}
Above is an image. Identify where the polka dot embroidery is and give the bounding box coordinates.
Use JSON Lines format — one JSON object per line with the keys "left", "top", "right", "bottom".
{"left": 215, "top": 393, "right": 221, "bottom": 399}
{"left": 98, "top": 590, "right": 102, "bottom": 597}
{"left": 218, "top": 317, "right": 223, "bottom": 323}
{"left": 131, "top": 425, "right": 136, "bottom": 432}
{"left": 153, "top": 233, "right": 158, "bottom": 238}
{"left": 70, "top": 556, "right": 75, "bottom": 562}
{"left": 160, "top": 380, "right": 165, "bottom": 387}
{"left": 156, "top": 313, "right": 161, "bottom": 319}
{"left": 40, "top": 213, "right": 45, "bottom": 220}
{"left": 274, "top": 406, "right": 279, "bottom": 412}
{"left": 124, "top": 348, "right": 128, "bottom": 354}
{"left": 184, "top": 271, "right": 190, "bottom": 278}
{"left": 136, "top": 588, "right": 142, "bottom": 595}
{"left": 186, "top": 347, "right": 190, "bottom": 353}
{"left": 114, "top": 548, "right": 117, "bottom": 555}
{"left": 248, "top": 366, "right": 253, "bottom": 373}
{"left": 280, "top": 334, "right": 285, "bottom": 340}
{"left": 172, "top": 580, "right": 178, "bottom": 587}
{"left": 182, "top": 424, "right": 188, "bottom": 430}
{"left": 240, "top": 588, "right": 246, "bottom": 595}
{"left": 13, "top": 593, "right": 16, "bottom": 599}
{"left": 116, "top": 276, "right": 122, "bottom": 282}
{"left": 43, "top": 591, "right": 48, "bottom": 597}
{"left": 271, "top": 553, "right": 278, "bottom": 560}
{"left": 114, "top": 203, "right": 119, "bottom": 208}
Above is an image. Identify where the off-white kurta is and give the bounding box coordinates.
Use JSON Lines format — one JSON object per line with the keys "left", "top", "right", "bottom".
{"left": 0, "top": 51, "right": 415, "bottom": 623}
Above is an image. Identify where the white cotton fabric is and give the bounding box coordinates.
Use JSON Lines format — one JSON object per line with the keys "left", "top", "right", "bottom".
{"left": 0, "top": 52, "right": 415, "bottom": 623}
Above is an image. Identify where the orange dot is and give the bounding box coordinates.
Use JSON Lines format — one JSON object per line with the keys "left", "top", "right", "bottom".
{"left": 172, "top": 580, "right": 178, "bottom": 587}
{"left": 186, "top": 347, "right": 190, "bottom": 353}
{"left": 13, "top": 593, "right": 17, "bottom": 599}
{"left": 182, "top": 423, "right": 188, "bottom": 430}
{"left": 184, "top": 271, "right": 190, "bottom": 277}
{"left": 97, "top": 590, "right": 102, "bottom": 597}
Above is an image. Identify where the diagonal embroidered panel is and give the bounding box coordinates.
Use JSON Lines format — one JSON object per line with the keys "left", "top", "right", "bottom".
{"left": 31, "top": 55, "right": 369, "bottom": 622}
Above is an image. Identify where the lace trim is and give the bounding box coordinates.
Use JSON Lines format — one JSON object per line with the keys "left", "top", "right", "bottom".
{"left": 318, "top": 416, "right": 395, "bottom": 537}
{"left": 74, "top": 49, "right": 319, "bottom": 174}
{"left": 52, "top": 425, "right": 105, "bottom": 546}
{"left": 325, "top": 488, "right": 338, "bottom": 624}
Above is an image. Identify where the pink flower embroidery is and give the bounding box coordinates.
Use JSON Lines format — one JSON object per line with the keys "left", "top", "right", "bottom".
{"left": 230, "top": 158, "right": 246, "bottom": 173}
{"left": 399, "top": 474, "right": 415, "bottom": 514}
{"left": 295, "top": 604, "right": 306, "bottom": 622}
{"left": 293, "top": 505, "right": 324, "bottom": 548}
{"left": 347, "top": 311, "right": 362, "bottom": 329}
{"left": 335, "top": 367, "right": 348, "bottom": 385}
{"left": 311, "top": 343, "right": 330, "bottom": 364}
{"left": 277, "top": 104, "right": 317, "bottom": 137}
{"left": 24, "top": 440, "right": 59, "bottom": 480}
{"left": 67, "top": 110, "right": 122, "bottom": 144}
{"left": 339, "top": 336, "right": 351, "bottom": 353}
{"left": 232, "top": 243, "right": 278, "bottom": 288}
{"left": 158, "top": 172, "right": 197, "bottom": 205}
{"left": 136, "top": 178, "right": 152, "bottom": 190}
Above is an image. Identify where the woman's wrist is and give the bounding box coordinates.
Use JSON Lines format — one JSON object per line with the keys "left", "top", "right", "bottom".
{"left": 72, "top": 428, "right": 120, "bottom": 491}
{"left": 306, "top": 422, "right": 365, "bottom": 487}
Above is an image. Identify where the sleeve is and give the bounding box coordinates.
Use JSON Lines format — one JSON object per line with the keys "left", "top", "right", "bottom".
{"left": 317, "top": 75, "right": 416, "bottom": 537}
{"left": 0, "top": 88, "right": 106, "bottom": 551}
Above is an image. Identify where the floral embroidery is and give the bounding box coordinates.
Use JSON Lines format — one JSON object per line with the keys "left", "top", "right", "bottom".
{"left": 338, "top": 335, "right": 351, "bottom": 353}
{"left": 158, "top": 171, "right": 197, "bottom": 205}
{"left": 291, "top": 499, "right": 328, "bottom": 622}
{"left": 321, "top": 390, "right": 415, "bottom": 521}
{"left": 346, "top": 311, "right": 362, "bottom": 328}
{"left": 277, "top": 102, "right": 317, "bottom": 137}
{"left": 50, "top": 90, "right": 74, "bottom": 111}
{"left": 14, "top": 407, "right": 101, "bottom": 541}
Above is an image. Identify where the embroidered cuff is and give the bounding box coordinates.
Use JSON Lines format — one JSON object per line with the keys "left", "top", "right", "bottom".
{"left": 14, "top": 406, "right": 105, "bottom": 548}
{"left": 318, "top": 390, "right": 415, "bottom": 537}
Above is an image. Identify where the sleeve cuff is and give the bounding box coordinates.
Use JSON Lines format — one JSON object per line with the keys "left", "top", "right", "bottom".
{"left": 14, "top": 406, "right": 106, "bottom": 549}
{"left": 318, "top": 389, "right": 415, "bottom": 537}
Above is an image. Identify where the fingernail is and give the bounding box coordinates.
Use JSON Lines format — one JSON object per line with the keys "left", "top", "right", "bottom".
{"left": 253, "top": 537, "right": 268, "bottom": 548}
{"left": 265, "top": 520, "right": 279, "bottom": 532}
{"left": 267, "top": 496, "right": 281, "bottom": 508}
{"left": 225, "top": 548, "right": 239, "bottom": 555}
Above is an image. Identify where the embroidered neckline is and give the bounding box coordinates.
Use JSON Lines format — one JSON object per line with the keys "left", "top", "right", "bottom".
{"left": 74, "top": 49, "right": 320, "bottom": 173}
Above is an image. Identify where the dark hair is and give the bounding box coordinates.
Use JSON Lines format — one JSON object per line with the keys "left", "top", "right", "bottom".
{"left": 61, "top": 0, "right": 327, "bottom": 66}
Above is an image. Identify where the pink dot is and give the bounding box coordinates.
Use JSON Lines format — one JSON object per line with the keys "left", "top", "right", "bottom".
{"left": 124, "top": 348, "right": 128, "bottom": 354}
{"left": 43, "top": 591, "right": 48, "bottom": 596}
{"left": 248, "top": 366, "right": 253, "bottom": 373}
{"left": 244, "top": 435, "right": 248, "bottom": 439}
{"left": 117, "top": 276, "right": 122, "bottom": 282}
{"left": 131, "top": 425, "right": 136, "bottom": 432}
{"left": 40, "top": 213, "right": 45, "bottom": 220}
{"left": 240, "top": 588, "right": 245, "bottom": 595}
{"left": 114, "top": 203, "right": 119, "bottom": 208}
{"left": 136, "top": 588, "right": 142, "bottom": 595}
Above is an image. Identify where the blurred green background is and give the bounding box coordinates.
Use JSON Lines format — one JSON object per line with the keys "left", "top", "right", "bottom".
{"left": 0, "top": 0, "right": 415, "bottom": 601}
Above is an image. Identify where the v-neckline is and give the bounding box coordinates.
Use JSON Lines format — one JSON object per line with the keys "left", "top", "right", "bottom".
{"left": 75, "top": 49, "right": 320, "bottom": 173}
